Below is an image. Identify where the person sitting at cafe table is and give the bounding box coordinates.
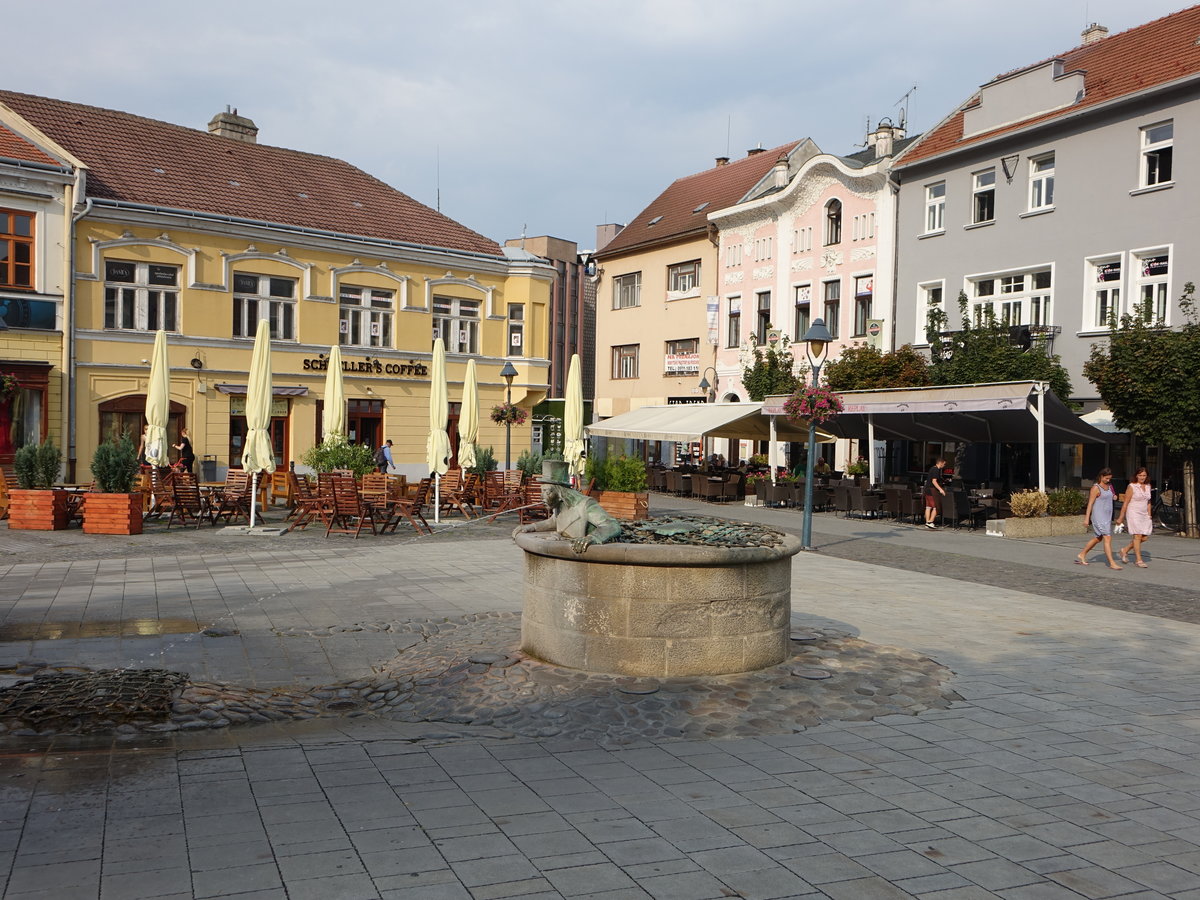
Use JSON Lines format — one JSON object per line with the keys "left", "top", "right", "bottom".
{"left": 813, "top": 457, "right": 832, "bottom": 476}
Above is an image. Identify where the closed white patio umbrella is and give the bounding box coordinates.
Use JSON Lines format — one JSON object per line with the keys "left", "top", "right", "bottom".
{"left": 563, "top": 353, "right": 585, "bottom": 483}
{"left": 241, "top": 319, "right": 275, "bottom": 528}
{"left": 144, "top": 329, "right": 171, "bottom": 468}
{"left": 426, "top": 338, "right": 451, "bottom": 523}
{"left": 458, "top": 358, "right": 479, "bottom": 472}
{"left": 323, "top": 345, "right": 345, "bottom": 441}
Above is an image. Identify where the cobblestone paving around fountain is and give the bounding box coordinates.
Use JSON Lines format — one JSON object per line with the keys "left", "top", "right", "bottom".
{"left": 1, "top": 611, "right": 958, "bottom": 743}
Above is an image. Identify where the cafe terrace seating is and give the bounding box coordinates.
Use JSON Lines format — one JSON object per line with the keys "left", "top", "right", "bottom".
{"left": 167, "top": 474, "right": 212, "bottom": 529}
{"left": 325, "top": 473, "right": 379, "bottom": 538}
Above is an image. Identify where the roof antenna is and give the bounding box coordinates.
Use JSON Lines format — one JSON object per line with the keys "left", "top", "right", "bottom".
{"left": 726, "top": 115, "right": 731, "bottom": 158}
{"left": 436, "top": 145, "right": 441, "bottom": 212}
{"left": 895, "top": 85, "right": 917, "bottom": 131}
{"left": 520, "top": 225, "right": 526, "bottom": 251}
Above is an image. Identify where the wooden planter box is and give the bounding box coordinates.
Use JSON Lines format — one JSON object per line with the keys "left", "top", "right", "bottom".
{"left": 8, "top": 489, "right": 69, "bottom": 530}
{"left": 83, "top": 492, "right": 144, "bottom": 535}
{"left": 596, "top": 490, "right": 649, "bottom": 520}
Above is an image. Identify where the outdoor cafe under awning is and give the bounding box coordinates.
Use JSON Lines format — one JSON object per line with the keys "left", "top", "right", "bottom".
{"left": 587, "top": 402, "right": 835, "bottom": 444}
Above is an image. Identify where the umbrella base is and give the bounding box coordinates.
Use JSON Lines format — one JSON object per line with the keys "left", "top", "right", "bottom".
{"left": 219, "top": 525, "right": 288, "bottom": 537}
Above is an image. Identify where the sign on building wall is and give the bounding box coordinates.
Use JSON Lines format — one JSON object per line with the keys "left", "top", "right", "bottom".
{"left": 665, "top": 353, "right": 700, "bottom": 375}
{"left": 706, "top": 297, "right": 719, "bottom": 345}
{"left": 866, "top": 318, "right": 884, "bottom": 350}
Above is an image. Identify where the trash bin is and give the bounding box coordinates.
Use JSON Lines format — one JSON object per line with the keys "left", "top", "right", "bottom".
{"left": 200, "top": 455, "right": 217, "bottom": 483}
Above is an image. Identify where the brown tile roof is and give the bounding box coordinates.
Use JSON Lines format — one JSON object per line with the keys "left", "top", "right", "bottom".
{"left": 0, "top": 124, "right": 61, "bottom": 167}
{"left": 596, "top": 143, "right": 800, "bottom": 258}
{"left": 895, "top": 6, "right": 1200, "bottom": 169}
{"left": 0, "top": 90, "right": 501, "bottom": 256}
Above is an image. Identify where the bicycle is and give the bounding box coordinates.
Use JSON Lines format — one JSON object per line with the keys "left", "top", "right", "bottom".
{"left": 1153, "top": 479, "right": 1185, "bottom": 532}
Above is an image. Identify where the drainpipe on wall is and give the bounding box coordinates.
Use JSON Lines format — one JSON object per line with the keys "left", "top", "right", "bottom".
{"left": 67, "top": 192, "right": 93, "bottom": 481}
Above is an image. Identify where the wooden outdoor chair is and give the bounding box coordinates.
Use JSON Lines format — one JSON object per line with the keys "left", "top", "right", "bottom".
{"left": 381, "top": 477, "right": 432, "bottom": 536}
{"left": 168, "top": 474, "right": 212, "bottom": 529}
{"left": 519, "top": 477, "right": 549, "bottom": 524}
{"left": 484, "top": 470, "right": 524, "bottom": 522}
{"left": 211, "top": 470, "right": 252, "bottom": 525}
{"left": 325, "top": 473, "right": 377, "bottom": 538}
{"left": 436, "top": 468, "right": 475, "bottom": 519}
{"left": 286, "top": 474, "right": 332, "bottom": 532}
{"left": 0, "top": 467, "right": 11, "bottom": 521}
{"left": 268, "top": 470, "right": 293, "bottom": 508}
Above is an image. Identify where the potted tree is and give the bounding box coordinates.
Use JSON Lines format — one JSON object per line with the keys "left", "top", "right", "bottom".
{"left": 587, "top": 455, "right": 649, "bottom": 520}
{"left": 84, "top": 434, "right": 143, "bottom": 534}
{"left": 8, "top": 439, "right": 67, "bottom": 530}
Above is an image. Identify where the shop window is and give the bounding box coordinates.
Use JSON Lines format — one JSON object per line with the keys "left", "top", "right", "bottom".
{"left": 97, "top": 394, "right": 185, "bottom": 460}
{"left": 432, "top": 296, "right": 479, "bottom": 353}
{"left": 0, "top": 208, "right": 34, "bottom": 290}
{"left": 0, "top": 295, "right": 57, "bottom": 329}
{"left": 0, "top": 363, "right": 51, "bottom": 464}
{"left": 233, "top": 273, "right": 295, "bottom": 340}
{"left": 339, "top": 285, "right": 393, "bottom": 348}
{"left": 229, "top": 394, "right": 288, "bottom": 470}
{"left": 104, "top": 261, "right": 180, "bottom": 331}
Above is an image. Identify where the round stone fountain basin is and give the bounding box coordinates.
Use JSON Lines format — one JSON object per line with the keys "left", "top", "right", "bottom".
{"left": 513, "top": 531, "right": 803, "bottom": 677}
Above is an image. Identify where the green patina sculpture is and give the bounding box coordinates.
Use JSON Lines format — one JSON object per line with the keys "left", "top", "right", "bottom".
{"left": 514, "top": 460, "right": 621, "bottom": 554}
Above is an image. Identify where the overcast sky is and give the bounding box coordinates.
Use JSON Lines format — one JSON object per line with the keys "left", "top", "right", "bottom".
{"left": 6, "top": 1, "right": 1189, "bottom": 251}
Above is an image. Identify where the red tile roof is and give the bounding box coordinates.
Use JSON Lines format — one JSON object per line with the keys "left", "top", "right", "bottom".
{"left": 0, "top": 90, "right": 501, "bottom": 256}
{"left": 895, "top": 6, "right": 1200, "bottom": 169}
{"left": 596, "top": 143, "right": 800, "bottom": 258}
{"left": 0, "top": 124, "right": 61, "bottom": 167}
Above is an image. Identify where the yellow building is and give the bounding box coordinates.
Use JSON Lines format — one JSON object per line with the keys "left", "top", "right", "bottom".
{"left": 0, "top": 92, "right": 551, "bottom": 481}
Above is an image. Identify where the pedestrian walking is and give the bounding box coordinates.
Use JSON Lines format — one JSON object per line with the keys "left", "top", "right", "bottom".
{"left": 1077, "top": 467, "right": 1122, "bottom": 569}
{"left": 1115, "top": 466, "right": 1152, "bottom": 567}
{"left": 172, "top": 426, "right": 195, "bottom": 475}
{"left": 924, "top": 457, "right": 947, "bottom": 529}
{"left": 374, "top": 438, "right": 394, "bottom": 474}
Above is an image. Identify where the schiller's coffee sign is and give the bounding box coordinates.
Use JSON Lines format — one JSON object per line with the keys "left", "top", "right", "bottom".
{"left": 301, "top": 356, "right": 429, "bottom": 377}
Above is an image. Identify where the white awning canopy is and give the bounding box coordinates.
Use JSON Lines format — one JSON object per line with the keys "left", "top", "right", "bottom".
{"left": 587, "top": 402, "right": 834, "bottom": 443}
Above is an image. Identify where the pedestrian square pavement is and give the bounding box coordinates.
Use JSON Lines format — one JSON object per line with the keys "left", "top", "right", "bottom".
{"left": 3, "top": 506, "right": 1200, "bottom": 898}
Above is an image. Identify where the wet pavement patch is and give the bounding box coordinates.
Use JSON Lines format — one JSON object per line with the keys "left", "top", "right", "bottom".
{"left": 0, "top": 669, "right": 186, "bottom": 732}
{"left": 0, "top": 618, "right": 202, "bottom": 641}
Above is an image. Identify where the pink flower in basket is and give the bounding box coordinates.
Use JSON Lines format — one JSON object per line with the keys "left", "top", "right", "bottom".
{"left": 783, "top": 384, "right": 843, "bottom": 424}
{"left": 490, "top": 402, "right": 528, "bottom": 426}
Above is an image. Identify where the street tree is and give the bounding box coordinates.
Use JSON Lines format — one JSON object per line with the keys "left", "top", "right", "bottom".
{"left": 1084, "top": 283, "right": 1200, "bottom": 538}
{"left": 740, "top": 332, "right": 803, "bottom": 401}
{"left": 926, "top": 292, "right": 1073, "bottom": 401}
{"left": 824, "top": 343, "right": 931, "bottom": 391}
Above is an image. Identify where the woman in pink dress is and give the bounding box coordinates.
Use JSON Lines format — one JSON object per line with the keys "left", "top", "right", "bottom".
{"left": 1115, "top": 467, "right": 1153, "bottom": 567}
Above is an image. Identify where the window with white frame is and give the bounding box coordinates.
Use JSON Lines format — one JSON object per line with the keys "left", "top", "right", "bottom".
{"left": 1030, "top": 271, "right": 1052, "bottom": 326}
{"left": 919, "top": 282, "right": 944, "bottom": 341}
{"left": 823, "top": 280, "right": 840, "bottom": 338}
{"left": 794, "top": 284, "right": 811, "bottom": 340}
{"left": 233, "top": 273, "right": 295, "bottom": 340}
{"left": 612, "top": 344, "right": 639, "bottom": 379}
{"left": 756, "top": 291, "right": 772, "bottom": 342}
{"left": 1029, "top": 153, "right": 1055, "bottom": 210}
{"left": 1134, "top": 251, "right": 1169, "bottom": 323}
{"left": 972, "top": 278, "right": 996, "bottom": 323}
{"left": 1140, "top": 121, "right": 1173, "bottom": 188}
{"left": 507, "top": 303, "right": 525, "bottom": 355}
{"left": 338, "top": 285, "right": 393, "bottom": 348}
{"left": 105, "top": 260, "right": 180, "bottom": 332}
{"left": 1089, "top": 258, "right": 1122, "bottom": 328}
{"left": 667, "top": 260, "right": 700, "bottom": 294}
{"left": 966, "top": 268, "right": 1053, "bottom": 327}
{"left": 432, "top": 296, "right": 480, "bottom": 353}
{"left": 972, "top": 169, "right": 995, "bottom": 224}
{"left": 853, "top": 275, "right": 873, "bottom": 336}
{"left": 792, "top": 227, "right": 813, "bottom": 253}
{"left": 925, "top": 182, "right": 945, "bottom": 233}
{"left": 613, "top": 271, "right": 641, "bottom": 309}
{"left": 726, "top": 297, "right": 741, "bottom": 348}
{"left": 824, "top": 200, "right": 842, "bottom": 245}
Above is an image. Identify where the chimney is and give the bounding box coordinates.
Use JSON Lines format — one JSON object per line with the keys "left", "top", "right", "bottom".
{"left": 869, "top": 119, "right": 906, "bottom": 159}
{"left": 595, "top": 223, "right": 624, "bottom": 252}
{"left": 208, "top": 106, "right": 259, "bottom": 144}
{"left": 715, "top": 156, "right": 730, "bottom": 167}
{"left": 772, "top": 153, "right": 789, "bottom": 188}
{"left": 1081, "top": 22, "right": 1108, "bottom": 44}
{"left": 746, "top": 144, "right": 766, "bottom": 157}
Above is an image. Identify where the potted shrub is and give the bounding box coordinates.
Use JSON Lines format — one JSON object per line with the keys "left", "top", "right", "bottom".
{"left": 9, "top": 439, "right": 68, "bottom": 530}
{"left": 300, "top": 433, "right": 376, "bottom": 477}
{"left": 587, "top": 455, "right": 649, "bottom": 520}
{"left": 845, "top": 456, "right": 869, "bottom": 485}
{"left": 85, "top": 434, "right": 143, "bottom": 534}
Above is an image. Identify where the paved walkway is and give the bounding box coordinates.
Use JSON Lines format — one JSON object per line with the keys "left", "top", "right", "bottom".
{"left": 3, "top": 501, "right": 1200, "bottom": 899}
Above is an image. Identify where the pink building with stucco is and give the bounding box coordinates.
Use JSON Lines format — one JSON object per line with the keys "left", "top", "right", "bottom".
{"left": 707, "top": 123, "right": 913, "bottom": 406}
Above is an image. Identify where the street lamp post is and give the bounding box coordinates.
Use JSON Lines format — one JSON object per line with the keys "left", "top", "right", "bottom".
{"left": 800, "top": 318, "right": 833, "bottom": 551}
{"left": 500, "top": 360, "right": 518, "bottom": 470}
{"left": 697, "top": 367, "right": 718, "bottom": 465}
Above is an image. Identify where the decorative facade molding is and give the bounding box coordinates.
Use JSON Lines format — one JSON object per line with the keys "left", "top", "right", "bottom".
{"left": 820, "top": 249, "right": 844, "bottom": 273}
{"left": 752, "top": 266, "right": 774, "bottom": 280}
{"left": 218, "top": 249, "right": 315, "bottom": 299}
{"left": 330, "top": 262, "right": 412, "bottom": 308}
{"left": 723, "top": 271, "right": 745, "bottom": 285}
{"left": 791, "top": 258, "right": 814, "bottom": 272}
{"left": 79, "top": 234, "right": 200, "bottom": 285}
{"left": 423, "top": 273, "right": 496, "bottom": 317}
{"left": 850, "top": 246, "right": 877, "bottom": 261}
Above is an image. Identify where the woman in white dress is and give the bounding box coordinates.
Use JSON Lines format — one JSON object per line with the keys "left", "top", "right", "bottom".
{"left": 1115, "top": 467, "right": 1153, "bottom": 568}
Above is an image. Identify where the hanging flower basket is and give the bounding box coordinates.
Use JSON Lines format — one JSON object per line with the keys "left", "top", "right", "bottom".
{"left": 490, "top": 402, "right": 528, "bottom": 426}
{"left": 783, "top": 384, "right": 843, "bottom": 424}
{"left": 0, "top": 372, "right": 20, "bottom": 402}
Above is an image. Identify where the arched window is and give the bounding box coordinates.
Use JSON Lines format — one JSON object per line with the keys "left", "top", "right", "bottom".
{"left": 98, "top": 394, "right": 185, "bottom": 451}
{"left": 824, "top": 199, "right": 842, "bottom": 246}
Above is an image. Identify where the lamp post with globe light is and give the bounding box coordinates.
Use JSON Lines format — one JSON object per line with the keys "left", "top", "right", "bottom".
{"left": 800, "top": 318, "right": 833, "bottom": 551}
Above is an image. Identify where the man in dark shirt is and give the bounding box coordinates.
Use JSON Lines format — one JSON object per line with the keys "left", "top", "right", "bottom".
{"left": 924, "top": 457, "right": 947, "bottom": 529}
